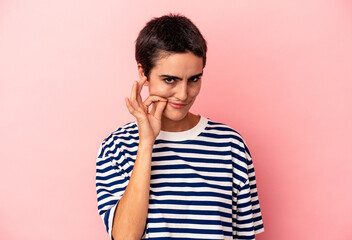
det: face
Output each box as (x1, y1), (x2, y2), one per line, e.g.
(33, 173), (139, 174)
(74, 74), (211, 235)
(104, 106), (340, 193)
(139, 52), (203, 122)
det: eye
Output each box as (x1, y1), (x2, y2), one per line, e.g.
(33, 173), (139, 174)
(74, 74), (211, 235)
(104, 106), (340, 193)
(189, 77), (200, 82)
(163, 78), (175, 84)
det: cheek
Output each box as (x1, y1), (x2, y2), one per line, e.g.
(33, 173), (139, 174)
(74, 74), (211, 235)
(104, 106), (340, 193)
(189, 85), (201, 98)
(149, 84), (172, 98)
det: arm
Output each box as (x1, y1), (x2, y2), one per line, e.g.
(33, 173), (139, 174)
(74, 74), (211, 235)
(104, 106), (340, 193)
(112, 142), (153, 239)
(112, 77), (167, 239)
(232, 137), (264, 239)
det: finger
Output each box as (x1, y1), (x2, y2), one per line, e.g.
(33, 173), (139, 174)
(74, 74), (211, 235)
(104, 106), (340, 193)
(149, 97), (167, 116)
(130, 81), (139, 108)
(137, 77), (147, 95)
(154, 100), (168, 120)
(125, 97), (144, 119)
(137, 77), (147, 105)
(149, 99), (157, 115)
(130, 80), (136, 100)
(125, 97), (135, 114)
(144, 95), (167, 108)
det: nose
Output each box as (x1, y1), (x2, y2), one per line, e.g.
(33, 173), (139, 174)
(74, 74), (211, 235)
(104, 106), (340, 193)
(174, 81), (188, 102)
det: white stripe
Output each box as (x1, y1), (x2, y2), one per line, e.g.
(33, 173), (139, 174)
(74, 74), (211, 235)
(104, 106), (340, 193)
(150, 186), (231, 195)
(152, 152), (232, 161)
(152, 159), (231, 170)
(148, 222), (232, 232)
(148, 212), (232, 222)
(148, 203), (232, 213)
(149, 194), (232, 205)
(96, 117), (264, 238)
(150, 177), (232, 187)
(147, 231), (229, 239)
(151, 168), (232, 177)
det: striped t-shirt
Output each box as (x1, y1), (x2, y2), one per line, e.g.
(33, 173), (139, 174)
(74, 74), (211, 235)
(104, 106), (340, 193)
(96, 115), (264, 239)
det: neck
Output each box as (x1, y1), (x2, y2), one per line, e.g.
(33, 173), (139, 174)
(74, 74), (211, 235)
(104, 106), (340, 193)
(161, 112), (200, 132)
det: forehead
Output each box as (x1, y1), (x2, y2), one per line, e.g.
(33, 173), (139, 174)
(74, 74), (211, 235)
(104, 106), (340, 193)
(152, 52), (203, 75)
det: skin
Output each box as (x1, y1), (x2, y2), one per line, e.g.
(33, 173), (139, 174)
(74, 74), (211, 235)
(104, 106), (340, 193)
(141, 51), (204, 132)
(112, 51), (204, 239)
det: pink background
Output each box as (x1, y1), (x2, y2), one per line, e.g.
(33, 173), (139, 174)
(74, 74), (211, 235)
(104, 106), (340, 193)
(1, 0), (351, 239)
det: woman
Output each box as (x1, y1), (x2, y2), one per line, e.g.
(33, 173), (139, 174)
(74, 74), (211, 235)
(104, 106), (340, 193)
(96, 13), (264, 239)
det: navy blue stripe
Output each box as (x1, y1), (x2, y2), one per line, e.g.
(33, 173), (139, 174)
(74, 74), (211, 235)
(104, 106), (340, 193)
(233, 164), (247, 175)
(151, 173), (232, 183)
(96, 165), (114, 174)
(153, 146), (232, 156)
(150, 238), (220, 240)
(237, 200), (254, 209)
(234, 232), (255, 239)
(96, 119), (264, 238)
(150, 181), (232, 191)
(233, 172), (247, 184)
(148, 226), (232, 236)
(156, 139), (231, 147)
(244, 142), (252, 158)
(231, 151), (247, 164)
(96, 187), (124, 196)
(95, 172), (120, 181)
(152, 164), (232, 173)
(98, 199), (117, 213)
(238, 192), (251, 200)
(148, 208), (232, 218)
(201, 132), (242, 141)
(148, 217), (232, 227)
(230, 141), (246, 153)
(149, 199), (232, 209)
(96, 178), (126, 188)
(103, 208), (110, 233)
(237, 206), (261, 217)
(96, 157), (111, 166)
(97, 190), (123, 202)
(235, 235), (255, 240)
(254, 223), (264, 231)
(152, 155), (229, 164)
(150, 189), (232, 200)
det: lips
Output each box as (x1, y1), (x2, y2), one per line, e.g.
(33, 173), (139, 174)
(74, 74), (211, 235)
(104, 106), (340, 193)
(168, 102), (188, 109)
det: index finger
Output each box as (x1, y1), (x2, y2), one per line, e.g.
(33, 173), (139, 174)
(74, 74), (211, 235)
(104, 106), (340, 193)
(144, 95), (168, 107)
(130, 80), (137, 102)
(136, 77), (148, 104)
(137, 77), (147, 95)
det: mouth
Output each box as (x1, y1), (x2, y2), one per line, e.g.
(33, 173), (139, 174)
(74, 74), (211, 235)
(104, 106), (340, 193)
(168, 102), (188, 109)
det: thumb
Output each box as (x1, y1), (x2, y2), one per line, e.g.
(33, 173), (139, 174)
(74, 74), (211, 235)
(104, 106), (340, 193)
(154, 100), (168, 120)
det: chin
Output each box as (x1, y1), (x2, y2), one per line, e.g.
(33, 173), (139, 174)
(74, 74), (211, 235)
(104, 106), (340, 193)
(162, 109), (189, 121)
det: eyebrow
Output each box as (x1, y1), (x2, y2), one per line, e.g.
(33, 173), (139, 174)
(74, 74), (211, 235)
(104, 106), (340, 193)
(158, 72), (203, 80)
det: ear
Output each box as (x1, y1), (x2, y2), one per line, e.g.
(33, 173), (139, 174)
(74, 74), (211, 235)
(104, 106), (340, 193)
(137, 64), (149, 85)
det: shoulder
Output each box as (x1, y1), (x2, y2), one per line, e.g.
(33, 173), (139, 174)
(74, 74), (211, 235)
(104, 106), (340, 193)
(205, 117), (244, 141)
(204, 117), (250, 154)
(96, 121), (138, 159)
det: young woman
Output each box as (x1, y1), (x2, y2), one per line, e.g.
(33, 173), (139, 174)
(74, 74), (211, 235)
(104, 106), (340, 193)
(96, 13), (264, 240)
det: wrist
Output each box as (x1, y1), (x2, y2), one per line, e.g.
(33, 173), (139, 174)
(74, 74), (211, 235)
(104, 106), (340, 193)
(138, 140), (155, 149)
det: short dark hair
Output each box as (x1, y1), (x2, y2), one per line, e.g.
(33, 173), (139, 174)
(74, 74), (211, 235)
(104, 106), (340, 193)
(135, 13), (207, 79)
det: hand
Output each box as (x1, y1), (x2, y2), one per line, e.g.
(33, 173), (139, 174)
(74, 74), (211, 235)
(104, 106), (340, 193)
(125, 77), (168, 144)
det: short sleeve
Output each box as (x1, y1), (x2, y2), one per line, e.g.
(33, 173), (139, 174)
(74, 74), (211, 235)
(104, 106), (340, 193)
(232, 138), (264, 239)
(95, 139), (130, 240)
